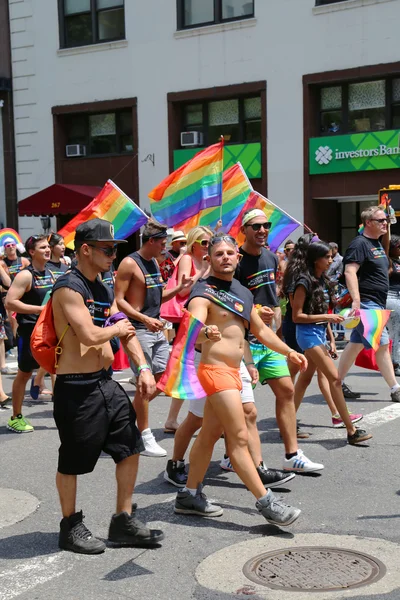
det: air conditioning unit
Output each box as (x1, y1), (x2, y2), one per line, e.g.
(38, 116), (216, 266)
(66, 144), (86, 157)
(180, 131), (203, 147)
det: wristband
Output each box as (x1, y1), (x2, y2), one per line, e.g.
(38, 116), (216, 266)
(137, 364), (151, 373)
(245, 361), (255, 366)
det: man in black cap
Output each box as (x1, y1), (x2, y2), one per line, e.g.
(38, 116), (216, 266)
(52, 218), (163, 555)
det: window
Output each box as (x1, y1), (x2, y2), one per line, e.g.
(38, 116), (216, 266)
(320, 86), (342, 135)
(392, 79), (400, 129)
(315, 0), (347, 5)
(349, 80), (385, 132)
(177, 0), (254, 29)
(60, 0), (125, 48)
(182, 96), (261, 145)
(65, 110), (133, 156)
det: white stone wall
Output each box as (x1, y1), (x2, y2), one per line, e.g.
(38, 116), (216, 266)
(8, 0), (400, 237)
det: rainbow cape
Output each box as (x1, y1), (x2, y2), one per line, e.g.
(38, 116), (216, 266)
(157, 309), (206, 400)
(357, 309), (391, 351)
(228, 191), (301, 251)
(0, 228), (23, 247)
(58, 180), (148, 249)
(149, 141), (223, 227)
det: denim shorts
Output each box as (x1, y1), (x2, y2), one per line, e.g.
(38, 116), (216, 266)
(350, 300), (390, 348)
(296, 324), (327, 351)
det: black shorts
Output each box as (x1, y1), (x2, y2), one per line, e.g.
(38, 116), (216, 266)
(53, 370), (144, 475)
(17, 324), (39, 373)
(282, 318), (303, 355)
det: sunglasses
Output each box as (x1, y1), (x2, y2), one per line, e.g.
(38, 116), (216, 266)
(195, 239), (210, 247)
(245, 222), (272, 232)
(371, 218), (389, 224)
(87, 244), (118, 257)
(177, 241), (187, 246)
(209, 234), (237, 247)
(4, 243), (16, 248)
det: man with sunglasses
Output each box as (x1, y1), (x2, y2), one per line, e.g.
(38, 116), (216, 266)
(5, 235), (54, 433)
(115, 219), (193, 457)
(51, 218), (163, 554)
(234, 209), (324, 473)
(338, 205), (400, 403)
(169, 230), (187, 259)
(1, 237), (30, 280)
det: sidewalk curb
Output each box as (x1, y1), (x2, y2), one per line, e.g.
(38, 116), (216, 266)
(0, 488), (40, 529)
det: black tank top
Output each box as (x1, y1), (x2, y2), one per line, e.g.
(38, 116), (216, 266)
(47, 260), (69, 281)
(389, 259), (400, 292)
(129, 251), (164, 329)
(4, 256), (23, 281)
(17, 265), (55, 326)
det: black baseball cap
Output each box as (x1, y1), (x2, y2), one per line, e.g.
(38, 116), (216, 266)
(74, 218), (128, 247)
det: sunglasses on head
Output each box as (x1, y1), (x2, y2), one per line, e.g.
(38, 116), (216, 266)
(209, 234), (237, 247)
(195, 239), (209, 247)
(245, 222), (272, 232)
(87, 244), (118, 257)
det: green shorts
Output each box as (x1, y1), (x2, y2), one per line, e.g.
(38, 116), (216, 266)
(250, 342), (290, 384)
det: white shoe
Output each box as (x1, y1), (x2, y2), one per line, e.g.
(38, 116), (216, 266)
(220, 456), (235, 472)
(283, 449), (324, 473)
(140, 429), (167, 457)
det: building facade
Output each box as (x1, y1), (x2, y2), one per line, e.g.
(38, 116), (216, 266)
(7, 0), (400, 250)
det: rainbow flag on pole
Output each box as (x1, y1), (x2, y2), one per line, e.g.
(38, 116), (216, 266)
(357, 309), (391, 351)
(157, 309), (206, 401)
(149, 141), (223, 227)
(228, 191), (301, 251)
(58, 180), (148, 249)
(174, 162), (252, 233)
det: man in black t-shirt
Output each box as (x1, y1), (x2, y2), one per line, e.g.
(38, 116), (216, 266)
(338, 205), (400, 403)
(235, 209), (323, 473)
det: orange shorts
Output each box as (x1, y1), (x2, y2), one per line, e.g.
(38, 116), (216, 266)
(198, 363), (242, 396)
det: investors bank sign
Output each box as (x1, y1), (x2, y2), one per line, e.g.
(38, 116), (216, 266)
(309, 129), (400, 175)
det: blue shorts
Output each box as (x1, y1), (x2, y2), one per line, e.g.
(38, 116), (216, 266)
(350, 300), (390, 349)
(296, 324), (327, 351)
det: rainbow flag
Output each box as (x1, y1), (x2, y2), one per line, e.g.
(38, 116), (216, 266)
(229, 191), (301, 251)
(157, 309), (206, 400)
(58, 180), (148, 249)
(149, 141), (223, 227)
(357, 309), (391, 351)
(174, 162), (252, 233)
(0, 228), (23, 247)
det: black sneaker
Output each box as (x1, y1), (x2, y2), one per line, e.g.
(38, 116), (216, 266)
(174, 485), (223, 517)
(59, 511), (105, 555)
(108, 511), (164, 547)
(257, 464), (296, 489)
(164, 460), (187, 488)
(342, 383), (361, 399)
(347, 427), (373, 445)
(296, 426), (310, 439)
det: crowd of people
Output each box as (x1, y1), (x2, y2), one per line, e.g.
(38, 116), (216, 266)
(0, 202), (397, 554)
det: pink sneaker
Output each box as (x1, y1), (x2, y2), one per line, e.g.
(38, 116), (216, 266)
(332, 413), (363, 428)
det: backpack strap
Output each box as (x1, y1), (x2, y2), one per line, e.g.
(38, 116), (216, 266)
(54, 323), (70, 369)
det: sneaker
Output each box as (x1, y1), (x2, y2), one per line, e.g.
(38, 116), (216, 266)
(347, 427), (373, 445)
(220, 456), (235, 472)
(174, 485), (223, 517)
(164, 460), (187, 488)
(256, 490), (301, 527)
(283, 449), (324, 473)
(30, 376), (40, 400)
(0, 396), (11, 408)
(332, 412), (363, 428)
(108, 511), (164, 547)
(1, 367), (17, 375)
(7, 414), (34, 433)
(391, 388), (400, 403)
(296, 426), (310, 439)
(140, 429), (167, 457)
(335, 333), (345, 342)
(395, 367), (400, 377)
(257, 463), (296, 489)
(59, 511), (105, 554)
(342, 382), (360, 399)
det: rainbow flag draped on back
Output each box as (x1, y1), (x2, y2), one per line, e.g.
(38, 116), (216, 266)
(149, 141), (223, 227)
(229, 191), (301, 251)
(157, 309), (206, 401)
(58, 180), (148, 249)
(357, 309), (391, 351)
(173, 162), (252, 233)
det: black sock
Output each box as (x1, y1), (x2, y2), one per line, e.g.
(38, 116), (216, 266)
(224, 454), (229, 459)
(285, 452), (297, 460)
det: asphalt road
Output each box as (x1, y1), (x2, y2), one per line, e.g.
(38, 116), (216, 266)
(0, 352), (399, 600)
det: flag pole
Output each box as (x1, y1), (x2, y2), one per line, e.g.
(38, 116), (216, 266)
(219, 135), (224, 221)
(254, 191), (303, 226)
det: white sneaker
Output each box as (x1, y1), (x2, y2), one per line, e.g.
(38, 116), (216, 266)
(283, 449), (324, 473)
(140, 429), (167, 457)
(220, 456), (235, 472)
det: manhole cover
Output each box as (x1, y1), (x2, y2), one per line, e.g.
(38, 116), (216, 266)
(243, 546), (386, 592)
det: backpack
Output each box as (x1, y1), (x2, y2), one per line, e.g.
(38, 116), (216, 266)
(30, 297), (69, 374)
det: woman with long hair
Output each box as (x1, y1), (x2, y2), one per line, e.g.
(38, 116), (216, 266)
(47, 233), (69, 280)
(292, 240), (372, 445)
(386, 235), (400, 375)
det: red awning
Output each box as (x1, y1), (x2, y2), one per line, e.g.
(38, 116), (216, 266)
(17, 184), (102, 217)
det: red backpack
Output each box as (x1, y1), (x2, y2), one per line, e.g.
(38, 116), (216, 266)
(30, 298), (69, 374)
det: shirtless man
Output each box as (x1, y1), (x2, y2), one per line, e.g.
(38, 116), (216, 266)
(174, 235), (306, 526)
(52, 219), (163, 554)
(115, 219), (192, 457)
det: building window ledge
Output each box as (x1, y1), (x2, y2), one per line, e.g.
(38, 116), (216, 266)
(313, 0), (396, 14)
(57, 39), (128, 58)
(174, 18), (257, 39)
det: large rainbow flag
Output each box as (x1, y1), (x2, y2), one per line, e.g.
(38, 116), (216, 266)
(228, 191), (301, 251)
(357, 309), (391, 351)
(173, 162), (252, 233)
(58, 180), (148, 249)
(157, 309), (206, 401)
(149, 141), (223, 227)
